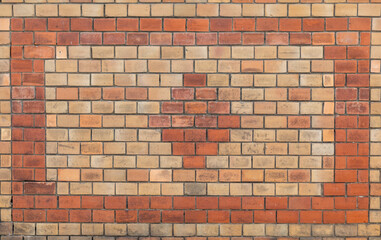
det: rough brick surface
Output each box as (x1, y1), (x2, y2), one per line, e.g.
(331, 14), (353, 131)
(1, 1), (381, 238)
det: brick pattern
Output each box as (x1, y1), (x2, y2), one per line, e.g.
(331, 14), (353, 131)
(1, 2), (381, 238)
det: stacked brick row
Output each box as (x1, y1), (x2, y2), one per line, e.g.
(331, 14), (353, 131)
(0, 1), (381, 238)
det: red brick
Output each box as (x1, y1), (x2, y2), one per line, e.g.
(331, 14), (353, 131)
(117, 19), (139, 31)
(337, 32), (358, 45)
(196, 197), (218, 209)
(219, 33), (241, 45)
(24, 46), (55, 59)
(184, 74), (206, 87)
(25, 19), (46, 31)
(254, 210), (276, 223)
(210, 18), (232, 31)
(162, 102), (183, 113)
(149, 115), (171, 128)
(80, 32), (102, 45)
(12, 32), (33, 45)
(323, 211), (345, 224)
(173, 197), (195, 209)
(196, 33), (217, 45)
(127, 33), (148, 45)
(71, 18), (93, 31)
(279, 18), (301, 32)
(13, 196), (34, 208)
(93, 210), (114, 222)
(348, 46), (369, 59)
(162, 129), (184, 142)
(266, 197), (288, 210)
(300, 211), (322, 223)
(185, 129), (206, 142)
(82, 196), (103, 209)
(303, 18), (324, 31)
(126, 88), (147, 100)
(104, 33), (125, 45)
(188, 19), (209, 32)
(312, 197), (334, 209)
(277, 210), (299, 223)
(219, 197), (241, 209)
(208, 210), (230, 223)
(243, 33), (265, 45)
(326, 18), (347, 31)
(324, 183), (346, 196)
(172, 88), (194, 100)
(173, 143), (195, 155)
(34, 32), (56, 45)
(164, 19), (186, 31)
(208, 129), (229, 142)
(266, 33), (288, 45)
(233, 19), (255, 31)
(59, 196), (80, 209)
(24, 210), (45, 222)
(195, 115), (217, 128)
(218, 116), (240, 128)
(196, 143), (217, 155)
(185, 210), (207, 223)
(256, 18), (278, 31)
(105, 196), (126, 209)
(185, 102), (207, 114)
(48, 18), (70, 31)
(242, 197), (264, 209)
(196, 88), (216, 100)
(139, 210), (161, 223)
(349, 18), (371, 31)
(150, 33), (172, 45)
(162, 210), (184, 223)
(174, 33), (195, 45)
(116, 210), (137, 223)
(94, 18), (116, 31)
(290, 33), (311, 45)
(151, 197), (172, 209)
(47, 210), (68, 222)
(312, 33), (335, 45)
(231, 211), (253, 223)
(172, 116), (194, 127)
(183, 156), (205, 168)
(324, 46), (346, 59)
(70, 210), (91, 222)
(347, 183), (369, 196)
(57, 32), (79, 45)
(336, 88), (357, 100)
(128, 196), (149, 209)
(140, 19), (162, 31)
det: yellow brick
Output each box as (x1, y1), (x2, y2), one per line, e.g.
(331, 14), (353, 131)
(36, 4), (58, 17)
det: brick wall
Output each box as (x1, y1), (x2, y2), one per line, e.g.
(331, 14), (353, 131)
(1, 1), (381, 238)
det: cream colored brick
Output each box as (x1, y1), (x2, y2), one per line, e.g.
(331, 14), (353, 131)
(162, 47), (183, 59)
(265, 4), (287, 17)
(358, 224), (380, 236)
(116, 183), (137, 195)
(13, 4), (34, 17)
(105, 224), (127, 236)
(116, 47), (137, 59)
(312, 4), (334, 16)
(194, 60), (216, 73)
(70, 183), (92, 195)
(59, 223), (80, 235)
(174, 4), (195, 16)
(36, 4), (58, 17)
(105, 4), (127, 17)
(186, 47), (207, 59)
(312, 225), (334, 236)
(128, 4), (150, 16)
(290, 224), (311, 236)
(128, 224), (149, 236)
(278, 46), (300, 59)
(253, 183), (274, 195)
(82, 224), (104, 235)
(0, 5), (12, 17)
(359, 4), (381, 16)
(83, 4), (104, 17)
(231, 183), (252, 195)
(152, 4), (173, 16)
(197, 4), (219, 16)
(197, 224), (219, 236)
(243, 4), (264, 16)
(232, 47), (254, 59)
(276, 183), (298, 195)
(138, 46), (160, 59)
(36, 223), (58, 235)
(59, 4), (81, 17)
(92, 46), (114, 58)
(301, 47), (323, 59)
(289, 4), (310, 17)
(255, 47), (276, 59)
(93, 183), (115, 195)
(56, 60), (77, 73)
(174, 224), (195, 236)
(243, 224), (265, 236)
(14, 223), (35, 235)
(139, 183), (160, 195)
(220, 224), (242, 236)
(299, 183), (321, 195)
(266, 224), (288, 236)
(137, 156), (158, 168)
(151, 224), (172, 236)
(335, 4), (357, 16)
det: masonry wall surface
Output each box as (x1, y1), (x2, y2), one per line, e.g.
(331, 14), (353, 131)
(0, 1), (381, 239)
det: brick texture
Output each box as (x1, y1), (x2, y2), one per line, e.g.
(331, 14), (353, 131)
(1, 1), (381, 238)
